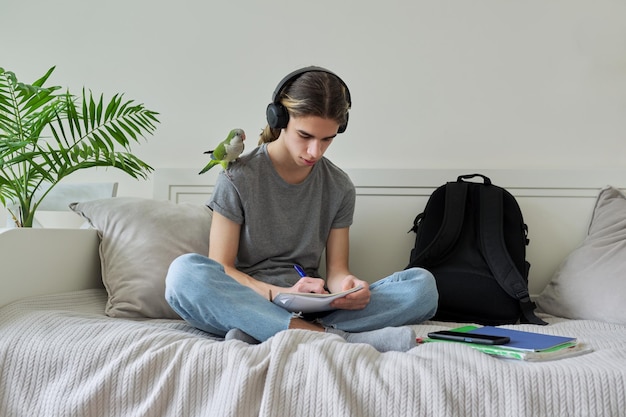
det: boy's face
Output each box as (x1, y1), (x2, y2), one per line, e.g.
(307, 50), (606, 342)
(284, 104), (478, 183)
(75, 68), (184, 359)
(283, 115), (339, 167)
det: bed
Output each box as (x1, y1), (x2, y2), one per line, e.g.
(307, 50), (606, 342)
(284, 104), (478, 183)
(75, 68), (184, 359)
(1, 168), (626, 417)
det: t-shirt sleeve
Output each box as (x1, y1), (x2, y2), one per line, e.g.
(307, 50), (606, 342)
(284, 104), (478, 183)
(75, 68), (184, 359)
(207, 171), (245, 225)
(332, 181), (356, 229)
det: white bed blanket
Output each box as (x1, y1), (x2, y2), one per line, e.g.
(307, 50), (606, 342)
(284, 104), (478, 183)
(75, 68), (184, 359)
(1, 290), (625, 417)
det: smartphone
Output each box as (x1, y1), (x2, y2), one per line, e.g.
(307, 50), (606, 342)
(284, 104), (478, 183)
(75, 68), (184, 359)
(427, 330), (510, 345)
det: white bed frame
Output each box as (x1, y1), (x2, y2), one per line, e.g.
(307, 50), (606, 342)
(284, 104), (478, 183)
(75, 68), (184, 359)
(0, 228), (102, 307)
(2, 168), (625, 308)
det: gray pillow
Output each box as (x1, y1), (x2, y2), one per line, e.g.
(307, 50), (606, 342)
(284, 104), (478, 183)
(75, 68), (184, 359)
(535, 186), (626, 324)
(70, 197), (212, 319)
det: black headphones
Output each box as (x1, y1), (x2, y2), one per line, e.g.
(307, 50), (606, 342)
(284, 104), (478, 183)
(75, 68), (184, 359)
(266, 66), (352, 134)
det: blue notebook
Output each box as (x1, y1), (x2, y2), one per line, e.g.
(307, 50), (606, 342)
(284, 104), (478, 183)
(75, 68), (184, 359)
(469, 326), (577, 352)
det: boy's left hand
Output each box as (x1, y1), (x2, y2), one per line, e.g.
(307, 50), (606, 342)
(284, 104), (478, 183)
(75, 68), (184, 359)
(330, 275), (370, 310)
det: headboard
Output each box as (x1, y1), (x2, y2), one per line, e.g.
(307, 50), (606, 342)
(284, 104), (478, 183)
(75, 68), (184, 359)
(154, 168), (626, 297)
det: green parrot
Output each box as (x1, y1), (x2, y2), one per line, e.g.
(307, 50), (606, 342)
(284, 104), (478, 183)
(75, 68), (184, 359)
(199, 128), (246, 174)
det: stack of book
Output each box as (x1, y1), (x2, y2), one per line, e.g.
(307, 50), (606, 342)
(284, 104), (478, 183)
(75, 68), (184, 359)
(425, 325), (592, 362)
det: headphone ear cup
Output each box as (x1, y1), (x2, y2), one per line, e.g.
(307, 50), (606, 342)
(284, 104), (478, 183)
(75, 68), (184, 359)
(266, 102), (289, 130)
(337, 112), (349, 134)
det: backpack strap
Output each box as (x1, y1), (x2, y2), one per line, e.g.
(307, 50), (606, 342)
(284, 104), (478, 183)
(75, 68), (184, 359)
(478, 186), (548, 325)
(409, 181), (468, 267)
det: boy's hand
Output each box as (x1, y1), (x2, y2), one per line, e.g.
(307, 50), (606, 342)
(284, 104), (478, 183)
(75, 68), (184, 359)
(330, 275), (370, 310)
(290, 277), (328, 294)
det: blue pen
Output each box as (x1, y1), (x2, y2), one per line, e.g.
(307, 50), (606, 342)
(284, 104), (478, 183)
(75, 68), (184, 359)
(294, 264), (307, 278)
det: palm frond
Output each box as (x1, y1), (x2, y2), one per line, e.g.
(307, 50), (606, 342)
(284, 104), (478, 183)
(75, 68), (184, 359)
(0, 66), (159, 226)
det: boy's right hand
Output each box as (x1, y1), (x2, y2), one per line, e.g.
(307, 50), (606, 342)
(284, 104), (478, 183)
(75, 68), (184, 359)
(290, 277), (328, 294)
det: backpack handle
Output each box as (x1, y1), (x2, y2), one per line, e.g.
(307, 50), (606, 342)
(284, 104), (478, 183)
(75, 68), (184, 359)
(457, 173), (492, 185)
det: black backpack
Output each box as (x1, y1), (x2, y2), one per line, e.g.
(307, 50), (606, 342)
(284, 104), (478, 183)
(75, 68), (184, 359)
(406, 174), (546, 326)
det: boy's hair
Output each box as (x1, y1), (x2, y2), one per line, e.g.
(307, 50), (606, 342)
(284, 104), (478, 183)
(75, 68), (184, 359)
(259, 69), (350, 144)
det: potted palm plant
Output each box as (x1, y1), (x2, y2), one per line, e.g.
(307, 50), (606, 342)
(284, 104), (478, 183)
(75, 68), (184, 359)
(0, 66), (159, 227)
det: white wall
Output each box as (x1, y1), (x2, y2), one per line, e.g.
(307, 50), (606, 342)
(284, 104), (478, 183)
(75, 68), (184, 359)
(2, 0), (625, 207)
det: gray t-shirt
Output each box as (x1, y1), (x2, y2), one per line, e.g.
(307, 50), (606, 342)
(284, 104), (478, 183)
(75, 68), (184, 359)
(208, 143), (355, 286)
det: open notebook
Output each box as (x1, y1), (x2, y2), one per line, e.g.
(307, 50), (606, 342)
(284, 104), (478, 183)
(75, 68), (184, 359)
(272, 285), (363, 313)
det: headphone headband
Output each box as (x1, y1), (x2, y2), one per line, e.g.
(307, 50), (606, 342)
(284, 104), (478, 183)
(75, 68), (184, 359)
(266, 66), (351, 133)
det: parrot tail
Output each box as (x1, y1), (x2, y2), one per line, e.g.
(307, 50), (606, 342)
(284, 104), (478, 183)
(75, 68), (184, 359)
(198, 160), (218, 175)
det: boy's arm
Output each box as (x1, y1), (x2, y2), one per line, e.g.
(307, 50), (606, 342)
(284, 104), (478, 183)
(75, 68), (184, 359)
(209, 211), (277, 298)
(325, 227), (370, 309)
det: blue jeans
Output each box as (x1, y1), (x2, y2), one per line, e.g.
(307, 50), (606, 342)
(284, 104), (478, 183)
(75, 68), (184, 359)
(165, 253), (438, 342)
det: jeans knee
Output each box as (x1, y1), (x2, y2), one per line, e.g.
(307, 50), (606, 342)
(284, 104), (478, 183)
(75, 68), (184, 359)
(165, 253), (220, 300)
(412, 267), (437, 298)
(166, 253), (194, 290)
(404, 267), (439, 320)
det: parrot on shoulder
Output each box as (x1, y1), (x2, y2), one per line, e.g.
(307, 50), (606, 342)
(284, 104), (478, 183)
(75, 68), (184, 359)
(199, 128), (246, 174)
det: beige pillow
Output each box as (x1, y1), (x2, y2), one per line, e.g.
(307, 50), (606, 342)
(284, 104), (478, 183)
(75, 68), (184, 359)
(70, 197), (212, 319)
(535, 186), (626, 324)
